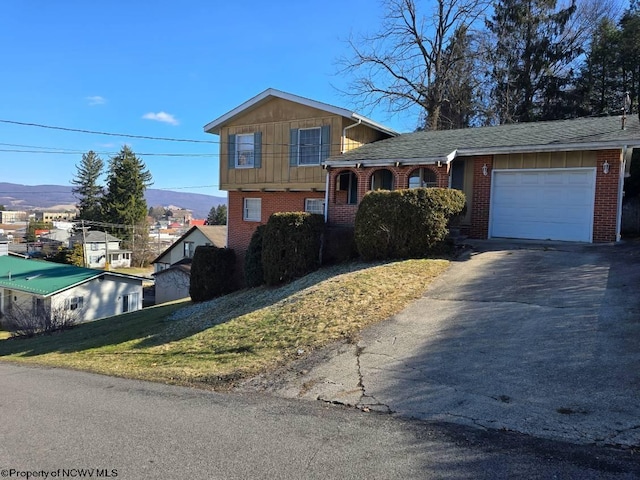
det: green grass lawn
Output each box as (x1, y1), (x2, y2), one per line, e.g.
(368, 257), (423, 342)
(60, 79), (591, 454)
(0, 259), (449, 389)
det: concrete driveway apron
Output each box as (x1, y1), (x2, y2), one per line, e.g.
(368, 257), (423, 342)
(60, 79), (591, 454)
(259, 242), (640, 447)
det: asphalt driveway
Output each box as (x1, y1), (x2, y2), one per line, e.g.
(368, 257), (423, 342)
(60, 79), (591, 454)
(241, 240), (640, 447)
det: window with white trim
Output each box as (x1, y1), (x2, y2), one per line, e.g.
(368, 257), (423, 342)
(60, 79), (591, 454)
(298, 128), (321, 165)
(305, 199), (324, 215)
(236, 134), (254, 168)
(243, 198), (261, 222)
(291, 125), (330, 166)
(65, 296), (84, 311)
(184, 241), (195, 258)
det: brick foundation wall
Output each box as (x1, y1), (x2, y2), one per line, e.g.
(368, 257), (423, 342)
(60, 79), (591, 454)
(593, 150), (621, 242)
(227, 190), (325, 254)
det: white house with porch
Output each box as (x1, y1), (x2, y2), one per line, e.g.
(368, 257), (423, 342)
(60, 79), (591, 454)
(69, 231), (132, 269)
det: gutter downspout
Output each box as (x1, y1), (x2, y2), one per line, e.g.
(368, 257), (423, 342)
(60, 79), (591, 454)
(342, 119), (362, 154)
(324, 171), (329, 223)
(616, 146), (627, 242)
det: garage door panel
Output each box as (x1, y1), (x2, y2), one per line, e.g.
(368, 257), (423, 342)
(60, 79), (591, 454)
(490, 169), (595, 242)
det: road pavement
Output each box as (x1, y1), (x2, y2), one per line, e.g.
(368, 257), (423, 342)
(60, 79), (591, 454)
(241, 240), (640, 448)
(1, 363), (639, 479)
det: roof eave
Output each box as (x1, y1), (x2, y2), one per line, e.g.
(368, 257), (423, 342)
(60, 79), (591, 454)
(458, 140), (640, 156)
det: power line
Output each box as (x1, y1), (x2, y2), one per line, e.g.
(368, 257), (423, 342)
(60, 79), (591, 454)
(0, 149), (216, 157)
(0, 118), (376, 149)
(0, 119), (217, 144)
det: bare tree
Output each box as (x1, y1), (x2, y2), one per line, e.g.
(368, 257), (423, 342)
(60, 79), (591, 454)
(3, 303), (79, 338)
(338, 0), (489, 130)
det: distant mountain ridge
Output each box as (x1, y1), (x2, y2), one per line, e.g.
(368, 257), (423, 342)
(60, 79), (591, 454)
(0, 183), (226, 219)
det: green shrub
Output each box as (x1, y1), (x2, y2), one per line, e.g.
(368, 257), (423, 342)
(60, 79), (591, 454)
(244, 225), (266, 288)
(189, 246), (236, 302)
(262, 212), (325, 285)
(355, 188), (465, 260)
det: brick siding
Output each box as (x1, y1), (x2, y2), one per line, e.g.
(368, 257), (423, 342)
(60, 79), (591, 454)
(469, 156), (493, 239)
(593, 150), (621, 242)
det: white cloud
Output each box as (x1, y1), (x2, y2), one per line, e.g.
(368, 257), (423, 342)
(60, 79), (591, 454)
(86, 95), (106, 106)
(142, 111), (179, 126)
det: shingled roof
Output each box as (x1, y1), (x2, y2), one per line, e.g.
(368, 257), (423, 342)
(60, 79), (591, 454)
(325, 115), (640, 167)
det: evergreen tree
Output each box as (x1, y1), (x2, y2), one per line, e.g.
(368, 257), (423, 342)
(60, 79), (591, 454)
(71, 151), (104, 220)
(619, 8), (640, 114)
(215, 205), (227, 225)
(206, 205), (217, 225)
(206, 205), (228, 225)
(576, 18), (622, 116)
(101, 146), (152, 243)
(485, 0), (580, 123)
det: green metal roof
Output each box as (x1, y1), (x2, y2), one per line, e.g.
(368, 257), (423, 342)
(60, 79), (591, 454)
(326, 115), (640, 165)
(0, 256), (102, 296)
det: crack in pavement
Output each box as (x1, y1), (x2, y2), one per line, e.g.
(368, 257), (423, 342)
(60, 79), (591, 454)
(354, 344), (393, 414)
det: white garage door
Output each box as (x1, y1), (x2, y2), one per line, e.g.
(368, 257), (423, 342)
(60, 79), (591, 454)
(490, 168), (596, 242)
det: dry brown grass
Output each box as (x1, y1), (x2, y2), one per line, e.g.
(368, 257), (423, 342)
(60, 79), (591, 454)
(0, 259), (449, 389)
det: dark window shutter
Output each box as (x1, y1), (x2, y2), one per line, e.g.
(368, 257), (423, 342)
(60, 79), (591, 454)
(228, 134), (236, 169)
(289, 128), (298, 167)
(320, 125), (331, 161)
(254, 132), (262, 169)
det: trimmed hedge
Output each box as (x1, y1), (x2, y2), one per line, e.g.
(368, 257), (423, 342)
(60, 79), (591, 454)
(189, 246), (236, 302)
(262, 212), (325, 285)
(354, 188), (466, 260)
(244, 225), (266, 288)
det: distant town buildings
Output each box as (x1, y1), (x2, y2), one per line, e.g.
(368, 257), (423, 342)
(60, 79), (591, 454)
(0, 211), (27, 223)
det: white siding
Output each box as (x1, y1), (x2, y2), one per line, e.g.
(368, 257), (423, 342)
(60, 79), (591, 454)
(155, 270), (191, 304)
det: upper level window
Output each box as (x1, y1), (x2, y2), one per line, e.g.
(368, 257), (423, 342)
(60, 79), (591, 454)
(236, 134), (254, 168)
(305, 199), (324, 215)
(228, 132), (262, 170)
(290, 125), (330, 166)
(184, 241), (195, 258)
(243, 198), (261, 222)
(299, 128), (321, 165)
(409, 168), (437, 188)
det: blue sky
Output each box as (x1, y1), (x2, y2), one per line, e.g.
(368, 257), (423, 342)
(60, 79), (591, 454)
(0, 1), (418, 198)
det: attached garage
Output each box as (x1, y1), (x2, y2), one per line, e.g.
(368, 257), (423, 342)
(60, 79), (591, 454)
(489, 168), (596, 242)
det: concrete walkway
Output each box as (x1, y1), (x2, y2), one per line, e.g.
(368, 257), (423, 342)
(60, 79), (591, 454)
(241, 241), (640, 447)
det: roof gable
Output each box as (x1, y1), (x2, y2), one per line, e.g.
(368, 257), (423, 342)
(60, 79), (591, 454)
(203, 88), (398, 137)
(151, 225), (227, 265)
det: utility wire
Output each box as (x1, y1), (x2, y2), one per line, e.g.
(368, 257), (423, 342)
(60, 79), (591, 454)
(0, 119), (217, 144)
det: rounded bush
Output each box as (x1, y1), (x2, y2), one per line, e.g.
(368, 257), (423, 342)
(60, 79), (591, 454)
(355, 188), (465, 260)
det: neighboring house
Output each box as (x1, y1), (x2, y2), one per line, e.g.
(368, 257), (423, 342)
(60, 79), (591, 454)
(0, 256), (143, 328)
(34, 211), (77, 222)
(0, 211), (27, 223)
(203, 88), (398, 260)
(152, 225), (227, 304)
(153, 259), (192, 305)
(69, 231), (132, 269)
(0, 235), (8, 256)
(324, 115), (640, 243)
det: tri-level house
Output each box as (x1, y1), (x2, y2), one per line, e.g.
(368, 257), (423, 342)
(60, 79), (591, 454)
(203, 88), (397, 261)
(206, 89), (640, 272)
